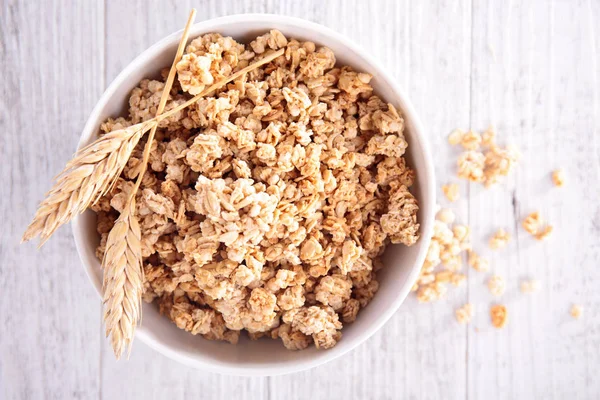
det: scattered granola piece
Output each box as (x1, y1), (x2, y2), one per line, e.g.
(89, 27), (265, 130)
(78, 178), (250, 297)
(457, 151), (486, 182)
(520, 279), (541, 294)
(434, 270), (453, 283)
(442, 183), (460, 202)
(460, 130), (482, 150)
(490, 304), (507, 328)
(570, 304), (583, 319)
(436, 208), (456, 225)
(481, 126), (496, 147)
(450, 273), (466, 286)
(523, 211), (552, 240)
(487, 275), (506, 296)
(448, 129), (464, 145)
(453, 127), (519, 187)
(482, 145), (520, 187)
(535, 225), (553, 241)
(452, 225), (471, 243)
(416, 282), (447, 303)
(413, 214), (472, 302)
(552, 169), (565, 187)
(489, 228), (510, 250)
(455, 303), (475, 324)
(522, 212), (542, 235)
(468, 250), (489, 272)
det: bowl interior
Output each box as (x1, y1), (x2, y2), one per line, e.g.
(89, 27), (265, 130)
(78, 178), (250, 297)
(72, 15), (434, 376)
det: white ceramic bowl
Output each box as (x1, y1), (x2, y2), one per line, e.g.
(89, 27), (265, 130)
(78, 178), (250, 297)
(72, 14), (435, 376)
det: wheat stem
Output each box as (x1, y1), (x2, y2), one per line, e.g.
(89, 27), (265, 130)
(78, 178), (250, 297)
(154, 48), (284, 124)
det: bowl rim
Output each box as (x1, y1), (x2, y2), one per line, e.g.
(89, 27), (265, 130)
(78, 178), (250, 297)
(72, 13), (435, 376)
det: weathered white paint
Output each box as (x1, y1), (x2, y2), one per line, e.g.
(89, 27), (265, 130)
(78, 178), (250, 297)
(1, 0), (598, 398)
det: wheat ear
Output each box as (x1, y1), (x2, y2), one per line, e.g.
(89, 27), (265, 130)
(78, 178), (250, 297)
(102, 8), (197, 359)
(22, 120), (156, 245)
(101, 198), (143, 358)
(22, 46), (283, 247)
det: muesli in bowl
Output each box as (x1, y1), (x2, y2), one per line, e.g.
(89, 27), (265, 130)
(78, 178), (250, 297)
(92, 28), (420, 351)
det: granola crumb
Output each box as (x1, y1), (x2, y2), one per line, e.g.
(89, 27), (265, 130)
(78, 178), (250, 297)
(523, 212), (553, 240)
(416, 282), (447, 303)
(522, 211), (542, 235)
(481, 125), (496, 147)
(436, 208), (456, 225)
(468, 250), (489, 272)
(457, 151), (485, 183)
(455, 303), (475, 324)
(490, 304), (507, 328)
(460, 130), (482, 150)
(481, 144), (520, 187)
(570, 304), (583, 319)
(520, 279), (541, 294)
(413, 212), (472, 302)
(535, 225), (553, 241)
(450, 273), (466, 286)
(442, 183), (460, 202)
(552, 169), (565, 187)
(448, 129), (464, 145)
(452, 225), (470, 243)
(453, 127), (519, 187)
(489, 228), (510, 250)
(487, 275), (506, 297)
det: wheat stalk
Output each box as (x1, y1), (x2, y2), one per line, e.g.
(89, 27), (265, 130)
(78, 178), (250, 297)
(22, 47), (283, 247)
(22, 14), (285, 358)
(22, 20), (286, 360)
(102, 9), (197, 359)
(21, 120), (156, 245)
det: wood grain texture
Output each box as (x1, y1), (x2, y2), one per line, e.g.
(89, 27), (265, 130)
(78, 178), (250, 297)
(1, 1), (104, 399)
(1, 0), (599, 399)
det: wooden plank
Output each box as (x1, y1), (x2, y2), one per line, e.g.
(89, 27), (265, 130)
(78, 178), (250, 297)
(3, 0), (599, 398)
(267, 0), (473, 398)
(468, 0), (600, 398)
(0, 1), (104, 399)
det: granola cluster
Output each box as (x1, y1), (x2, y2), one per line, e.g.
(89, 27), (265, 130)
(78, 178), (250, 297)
(522, 211), (553, 241)
(570, 304), (583, 319)
(488, 228), (510, 250)
(490, 304), (508, 328)
(455, 303), (475, 324)
(441, 183), (460, 202)
(520, 279), (540, 294)
(427, 125), (572, 330)
(552, 169), (565, 187)
(450, 126), (520, 187)
(93, 30), (420, 350)
(487, 275), (506, 297)
(412, 208), (469, 303)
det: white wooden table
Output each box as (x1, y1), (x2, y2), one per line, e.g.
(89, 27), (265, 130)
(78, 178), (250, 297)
(2, 1), (599, 398)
